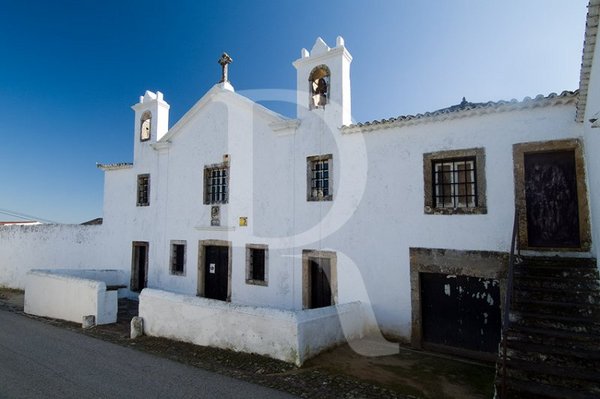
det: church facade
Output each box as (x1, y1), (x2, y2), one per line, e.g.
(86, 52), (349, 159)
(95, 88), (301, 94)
(3, 1), (600, 365)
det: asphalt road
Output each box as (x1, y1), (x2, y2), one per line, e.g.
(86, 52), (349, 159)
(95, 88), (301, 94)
(0, 310), (296, 399)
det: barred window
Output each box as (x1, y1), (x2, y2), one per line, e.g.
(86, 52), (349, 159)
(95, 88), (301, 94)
(204, 164), (229, 204)
(423, 148), (486, 215)
(246, 244), (268, 286)
(137, 174), (150, 206)
(433, 158), (477, 208)
(170, 241), (186, 275)
(307, 154), (332, 201)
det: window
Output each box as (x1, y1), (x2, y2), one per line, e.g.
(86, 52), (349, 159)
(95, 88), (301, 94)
(246, 244), (268, 286)
(204, 163), (229, 204)
(137, 174), (150, 206)
(423, 148), (486, 215)
(140, 111), (151, 141)
(170, 241), (186, 275)
(307, 154), (333, 201)
(433, 158), (476, 208)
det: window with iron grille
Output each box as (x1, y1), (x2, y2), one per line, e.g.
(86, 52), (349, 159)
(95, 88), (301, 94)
(433, 158), (477, 208)
(137, 174), (150, 206)
(246, 245), (268, 285)
(307, 154), (332, 201)
(170, 241), (186, 275)
(204, 164), (229, 204)
(423, 148), (486, 215)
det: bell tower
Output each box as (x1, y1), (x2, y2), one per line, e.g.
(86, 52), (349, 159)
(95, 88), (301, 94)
(131, 91), (170, 143)
(293, 36), (352, 126)
(131, 91), (170, 162)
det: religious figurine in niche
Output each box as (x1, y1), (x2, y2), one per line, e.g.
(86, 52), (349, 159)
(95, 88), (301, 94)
(309, 65), (330, 109)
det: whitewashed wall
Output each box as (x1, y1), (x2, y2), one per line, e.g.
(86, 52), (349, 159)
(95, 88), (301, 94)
(139, 288), (367, 365)
(24, 269), (118, 325)
(0, 224), (119, 289)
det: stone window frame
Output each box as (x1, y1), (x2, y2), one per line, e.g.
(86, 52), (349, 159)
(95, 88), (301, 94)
(409, 247), (507, 360)
(306, 154), (333, 202)
(136, 174), (150, 207)
(169, 240), (186, 276)
(203, 161), (230, 205)
(513, 138), (592, 252)
(140, 111), (152, 142)
(196, 239), (232, 302)
(301, 249), (338, 309)
(245, 244), (268, 286)
(423, 148), (486, 215)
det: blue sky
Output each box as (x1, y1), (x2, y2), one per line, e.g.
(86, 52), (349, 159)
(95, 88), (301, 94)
(0, 0), (589, 223)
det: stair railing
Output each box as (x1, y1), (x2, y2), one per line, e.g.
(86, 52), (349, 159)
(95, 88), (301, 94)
(501, 207), (520, 397)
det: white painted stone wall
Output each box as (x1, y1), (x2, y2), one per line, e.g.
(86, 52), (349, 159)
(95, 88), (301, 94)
(139, 288), (367, 365)
(0, 224), (118, 289)
(24, 269), (120, 325)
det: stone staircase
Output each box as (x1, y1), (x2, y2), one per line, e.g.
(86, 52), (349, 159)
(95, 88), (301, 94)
(496, 256), (600, 398)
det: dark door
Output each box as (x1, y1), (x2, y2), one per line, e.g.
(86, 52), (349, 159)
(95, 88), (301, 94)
(524, 150), (580, 248)
(204, 245), (229, 301)
(309, 258), (332, 309)
(131, 242), (148, 292)
(421, 273), (501, 353)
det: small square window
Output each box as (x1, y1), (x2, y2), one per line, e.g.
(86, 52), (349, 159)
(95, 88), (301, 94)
(246, 245), (268, 286)
(307, 154), (333, 201)
(137, 174), (150, 207)
(423, 148), (486, 215)
(204, 163), (229, 204)
(170, 241), (186, 275)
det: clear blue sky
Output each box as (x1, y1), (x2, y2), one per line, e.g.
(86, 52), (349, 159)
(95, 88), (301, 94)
(0, 0), (589, 223)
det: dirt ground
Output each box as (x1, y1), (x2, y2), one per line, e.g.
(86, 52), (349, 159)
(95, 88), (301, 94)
(0, 288), (495, 398)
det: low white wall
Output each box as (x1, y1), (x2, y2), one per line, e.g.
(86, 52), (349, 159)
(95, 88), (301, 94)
(24, 270), (118, 325)
(296, 302), (367, 361)
(139, 288), (367, 365)
(0, 224), (116, 289)
(48, 269), (130, 298)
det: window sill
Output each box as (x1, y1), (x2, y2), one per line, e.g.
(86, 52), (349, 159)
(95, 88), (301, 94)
(424, 206), (487, 215)
(246, 279), (268, 286)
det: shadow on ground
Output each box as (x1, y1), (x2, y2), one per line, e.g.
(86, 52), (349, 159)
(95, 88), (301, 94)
(0, 288), (494, 398)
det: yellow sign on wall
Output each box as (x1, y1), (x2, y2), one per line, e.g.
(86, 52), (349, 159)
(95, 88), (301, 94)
(239, 217), (248, 227)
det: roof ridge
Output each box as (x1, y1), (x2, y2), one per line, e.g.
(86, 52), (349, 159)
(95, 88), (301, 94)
(341, 90), (578, 133)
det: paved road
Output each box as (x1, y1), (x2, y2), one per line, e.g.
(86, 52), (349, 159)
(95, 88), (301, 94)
(0, 310), (296, 398)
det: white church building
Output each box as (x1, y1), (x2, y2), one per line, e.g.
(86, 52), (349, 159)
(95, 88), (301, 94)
(3, 1), (600, 374)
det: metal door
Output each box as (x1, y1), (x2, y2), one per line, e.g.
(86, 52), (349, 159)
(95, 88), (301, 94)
(421, 273), (501, 353)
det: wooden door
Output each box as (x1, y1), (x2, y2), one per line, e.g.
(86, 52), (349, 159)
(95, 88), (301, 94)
(524, 150), (580, 248)
(309, 258), (332, 309)
(204, 245), (229, 301)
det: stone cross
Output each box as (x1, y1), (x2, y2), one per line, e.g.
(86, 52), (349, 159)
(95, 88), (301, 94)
(218, 52), (233, 83)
